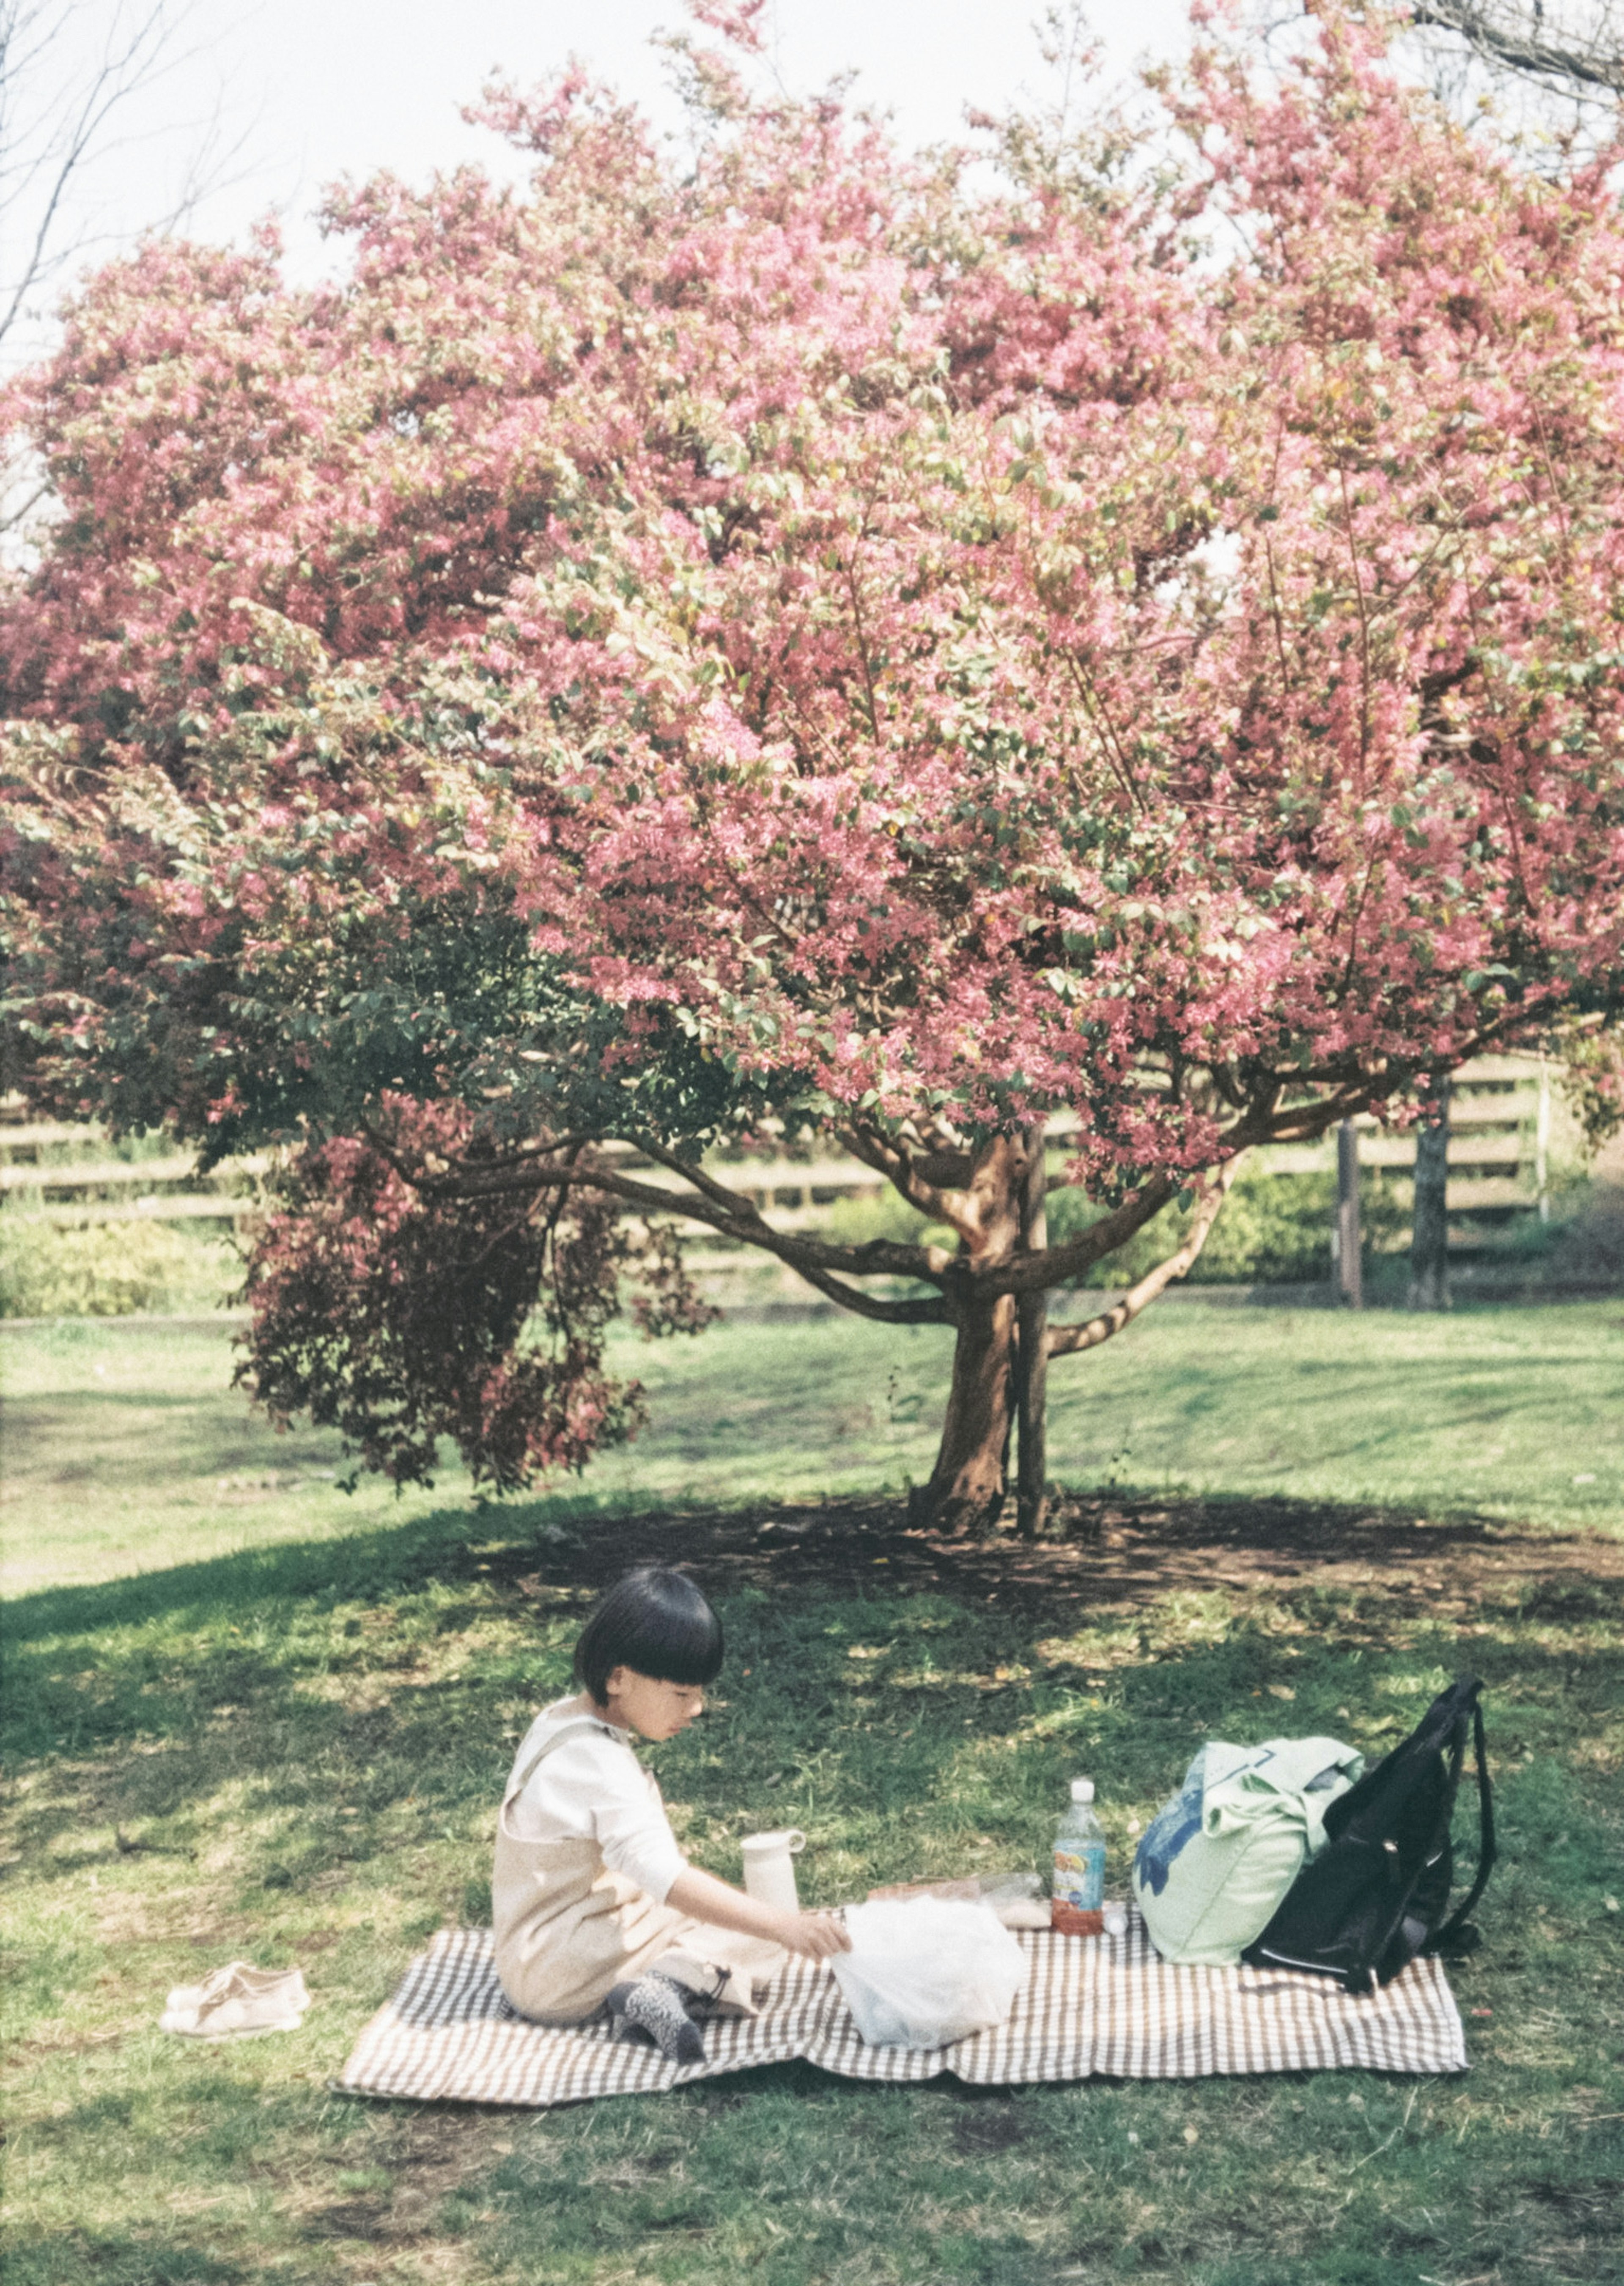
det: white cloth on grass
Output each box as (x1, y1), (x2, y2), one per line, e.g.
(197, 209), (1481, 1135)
(503, 1697), (686, 1905)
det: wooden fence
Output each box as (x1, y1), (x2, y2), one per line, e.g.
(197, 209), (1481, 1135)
(0, 1055), (1559, 1264)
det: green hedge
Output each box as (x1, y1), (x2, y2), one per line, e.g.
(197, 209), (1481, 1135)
(0, 1220), (240, 1318)
(1051, 1166), (1410, 1286)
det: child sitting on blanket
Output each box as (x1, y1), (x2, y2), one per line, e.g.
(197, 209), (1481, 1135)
(493, 1565), (850, 2062)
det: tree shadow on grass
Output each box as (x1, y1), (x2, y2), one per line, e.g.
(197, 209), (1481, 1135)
(3, 1485), (1620, 1897)
(9, 1480), (1622, 1653)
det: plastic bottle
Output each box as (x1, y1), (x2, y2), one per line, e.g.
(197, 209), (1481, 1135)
(1052, 1777), (1107, 1936)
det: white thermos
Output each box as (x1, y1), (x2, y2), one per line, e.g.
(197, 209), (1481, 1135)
(740, 1827), (807, 1913)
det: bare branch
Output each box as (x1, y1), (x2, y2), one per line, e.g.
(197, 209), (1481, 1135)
(623, 1134), (946, 1315)
(1007, 1168), (1182, 1292)
(552, 1136), (957, 1324)
(1410, 0), (1624, 95)
(0, 0), (252, 365)
(630, 1132), (775, 1228)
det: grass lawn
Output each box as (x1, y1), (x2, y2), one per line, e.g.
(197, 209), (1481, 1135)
(4, 1299), (1622, 1593)
(2, 1307), (1622, 2284)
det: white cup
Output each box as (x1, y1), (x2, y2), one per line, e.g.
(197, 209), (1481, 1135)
(741, 1828), (807, 1914)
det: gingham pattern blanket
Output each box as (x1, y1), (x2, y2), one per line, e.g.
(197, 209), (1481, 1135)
(337, 1915), (1466, 2106)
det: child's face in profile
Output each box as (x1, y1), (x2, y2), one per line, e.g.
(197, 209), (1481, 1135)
(601, 1667), (706, 1741)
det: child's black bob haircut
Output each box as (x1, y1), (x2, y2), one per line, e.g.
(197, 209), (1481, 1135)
(573, 1568), (724, 1705)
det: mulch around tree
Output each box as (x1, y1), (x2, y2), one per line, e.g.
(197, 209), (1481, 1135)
(475, 1490), (1624, 1620)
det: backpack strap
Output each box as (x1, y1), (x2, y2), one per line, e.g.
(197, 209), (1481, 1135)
(1426, 1691), (1497, 1951)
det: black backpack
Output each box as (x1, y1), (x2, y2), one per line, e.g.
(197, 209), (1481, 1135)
(1241, 1675), (1496, 1995)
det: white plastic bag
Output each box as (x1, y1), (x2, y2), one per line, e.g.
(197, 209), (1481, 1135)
(831, 1895), (1028, 2050)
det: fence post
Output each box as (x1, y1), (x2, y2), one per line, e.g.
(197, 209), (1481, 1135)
(1014, 1121), (1050, 1536)
(1335, 1118), (1362, 1308)
(1536, 1063), (1551, 1223)
(1408, 1077), (1451, 1310)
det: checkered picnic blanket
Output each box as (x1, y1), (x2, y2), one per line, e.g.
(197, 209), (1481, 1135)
(336, 1913), (1466, 2107)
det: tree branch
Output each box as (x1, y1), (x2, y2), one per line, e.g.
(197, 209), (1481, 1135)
(1045, 1156), (1243, 1359)
(770, 1260), (954, 1325)
(1411, 0), (1624, 94)
(1004, 1168), (1182, 1293)
(367, 1123), (957, 1325)
(399, 1144), (956, 1287)
(2, 0), (183, 350)
(629, 1133), (950, 1318)
(837, 1123), (976, 1227)
(630, 1132), (774, 1228)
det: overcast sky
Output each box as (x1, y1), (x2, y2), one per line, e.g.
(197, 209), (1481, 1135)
(21, 0), (1195, 328)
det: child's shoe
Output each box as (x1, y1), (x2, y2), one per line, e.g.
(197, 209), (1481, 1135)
(159, 1961), (310, 2039)
(605, 1973), (706, 2065)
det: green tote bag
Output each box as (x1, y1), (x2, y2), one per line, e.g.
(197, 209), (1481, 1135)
(1131, 1735), (1365, 1968)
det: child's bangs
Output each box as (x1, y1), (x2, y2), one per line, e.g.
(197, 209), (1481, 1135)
(631, 1599), (724, 1687)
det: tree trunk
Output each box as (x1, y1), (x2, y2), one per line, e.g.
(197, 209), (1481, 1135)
(1014, 1120), (1050, 1537)
(908, 1132), (1032, 1535)
(1409, 1078), (1451, 1310)
(909, 1284), (1019, 1533)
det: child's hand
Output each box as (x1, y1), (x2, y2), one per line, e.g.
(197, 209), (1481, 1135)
(776, 1910), (851, 1959)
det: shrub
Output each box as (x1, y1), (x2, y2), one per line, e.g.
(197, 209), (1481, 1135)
(0, 1218), (239, 1318)
(1047, 1167), (1409, 1288)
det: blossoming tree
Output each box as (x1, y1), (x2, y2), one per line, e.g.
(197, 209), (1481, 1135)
(5, 7), (1623, 1529)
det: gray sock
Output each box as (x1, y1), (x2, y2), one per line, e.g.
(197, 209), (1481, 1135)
(605, 1973), (706, 2065)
